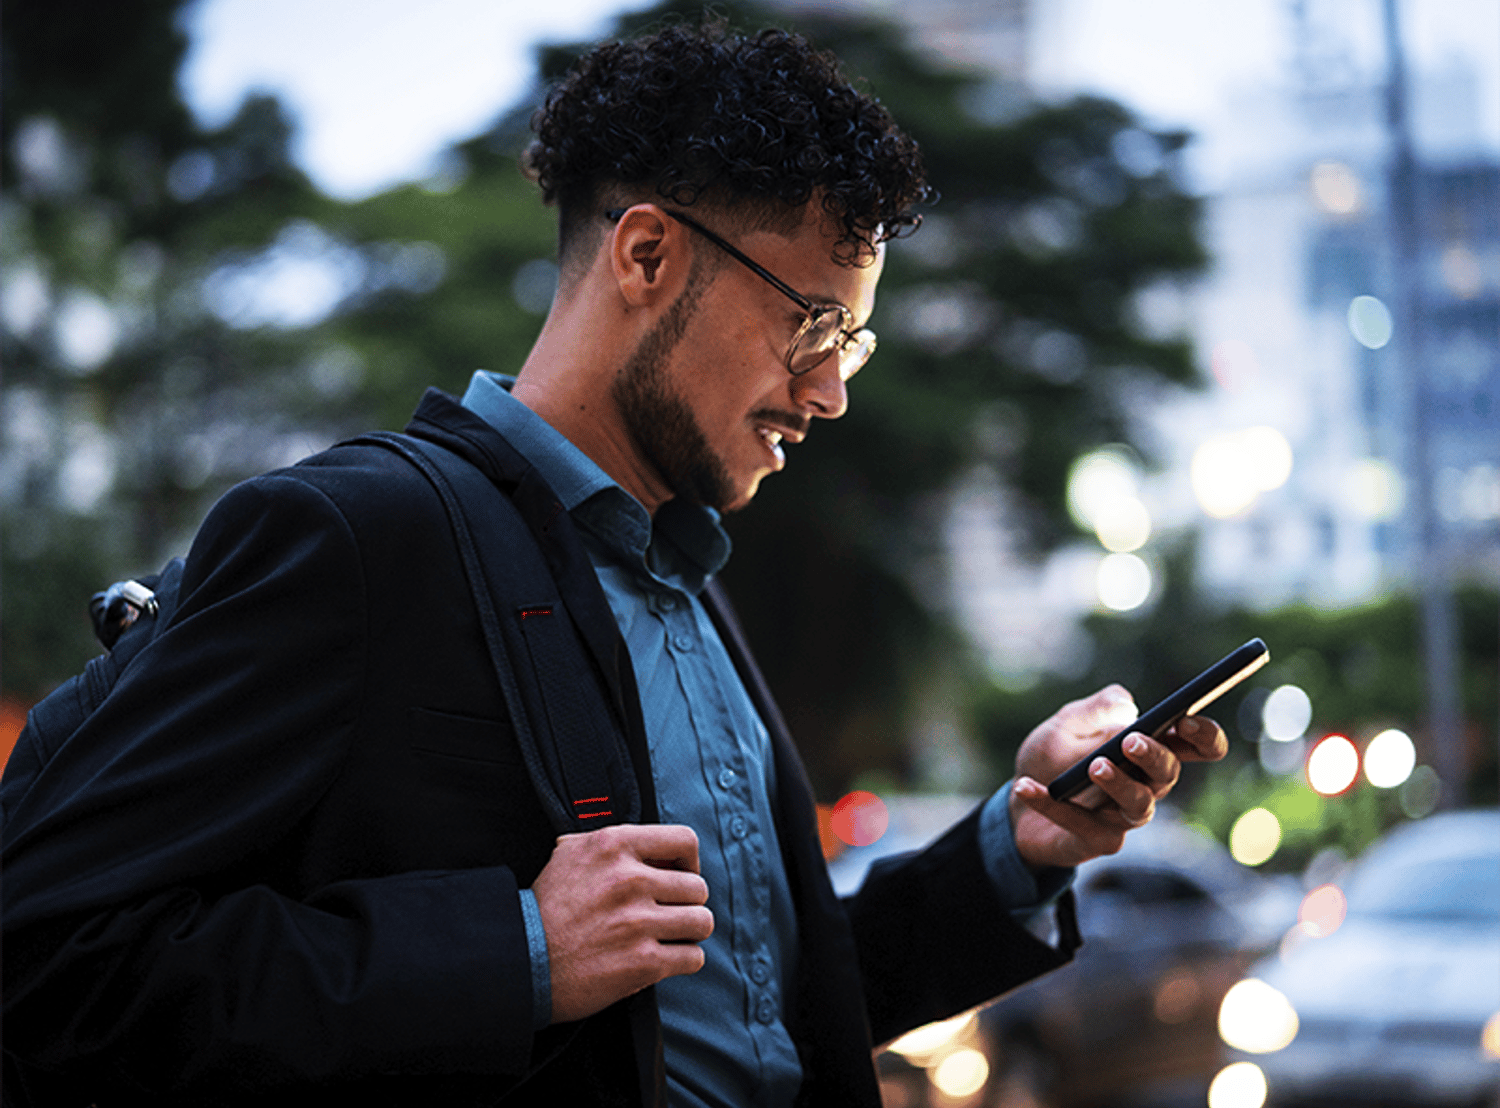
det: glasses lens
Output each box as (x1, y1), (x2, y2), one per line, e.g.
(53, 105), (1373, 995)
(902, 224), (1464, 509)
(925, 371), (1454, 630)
(839, 330), (876, 380)
(789, 308), (850, 374)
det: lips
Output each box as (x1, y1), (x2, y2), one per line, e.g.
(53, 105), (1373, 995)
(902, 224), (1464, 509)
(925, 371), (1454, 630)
(750, 410), (808, 471)
(756, 425), (787, 467)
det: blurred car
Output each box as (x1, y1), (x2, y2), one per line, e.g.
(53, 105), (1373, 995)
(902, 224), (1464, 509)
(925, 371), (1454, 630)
(1219, 808), (1500, 1108)
(829, 798), (1298, 1108)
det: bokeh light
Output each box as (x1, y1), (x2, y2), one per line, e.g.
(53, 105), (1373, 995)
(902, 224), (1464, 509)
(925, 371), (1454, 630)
(1153, 968), (1202, 1024)
(1208, 1062), (1268, 1108)
(1441, 244), (1483, 299)
(1347, 295), (1393, 349)
(1229, 807), (1281, 866)
(830, 790), (889, 847)
(1191, 426), (1293, 518)
(1218, 978), (1299, 1054)
(1261, 684), (1312, 741)
(1094, 496), (1152, 553)
(929, 1048), (989, 1099)
(1258, 735), (1306, 776)
(1363, 729), (1416, 788)
(1345, 457), (1404, 520)
(1067, 447), (1137, 529)
(1096, 552), (1153, 611)
(1309, 160), (1363, 215)
(1067, 448), (1153, 552)
(1298, 884), (1348, 938)
(1307, 735), (1359, 796)
(1483, 1011), (1500, 1061)
(1400, 765), (1442, 818)
(887, 1011), (975, 1063)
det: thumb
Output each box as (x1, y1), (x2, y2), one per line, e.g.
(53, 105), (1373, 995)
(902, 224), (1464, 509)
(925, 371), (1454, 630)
(1084, 684), (1138, 730)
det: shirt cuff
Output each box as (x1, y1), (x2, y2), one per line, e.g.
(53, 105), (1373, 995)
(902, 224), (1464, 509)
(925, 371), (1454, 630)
(518, 887), (552, 1030)
(979, 781), (1074, 916)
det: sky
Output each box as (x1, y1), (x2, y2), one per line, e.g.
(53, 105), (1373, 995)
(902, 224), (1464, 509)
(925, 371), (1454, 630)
(179, 0), (653, 198)
(179, 0), (1499, 200)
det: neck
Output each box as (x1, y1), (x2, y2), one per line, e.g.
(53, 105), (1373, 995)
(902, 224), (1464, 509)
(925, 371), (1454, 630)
(510, 284), (674, 515)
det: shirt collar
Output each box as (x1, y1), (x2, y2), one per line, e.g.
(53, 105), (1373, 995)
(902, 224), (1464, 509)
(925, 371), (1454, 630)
(460, 371), (731, 594)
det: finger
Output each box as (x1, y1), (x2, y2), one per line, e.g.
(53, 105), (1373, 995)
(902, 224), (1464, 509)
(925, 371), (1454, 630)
(652, 938), (708, 980)
(618, 823), (702, 873)
(644, 868), (710, 906)
(653, 903), (715, 944)
(1073, 684), (1138, 734)
(1164, 715), (1229, 762)
(1013, 777), (1131, 850)
(1082, 754), (1159, 824)
(1117, 732), (1182, 792)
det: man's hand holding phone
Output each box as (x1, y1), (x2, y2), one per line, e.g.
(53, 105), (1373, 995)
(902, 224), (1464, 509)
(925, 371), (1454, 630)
(1005, 653), (1244, 870)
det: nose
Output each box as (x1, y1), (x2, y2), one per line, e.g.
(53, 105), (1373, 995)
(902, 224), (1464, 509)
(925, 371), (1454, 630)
(788, 359), (848, 419)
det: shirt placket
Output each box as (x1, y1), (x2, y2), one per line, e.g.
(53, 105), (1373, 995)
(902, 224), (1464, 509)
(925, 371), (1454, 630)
(653, 588), (786, 1084)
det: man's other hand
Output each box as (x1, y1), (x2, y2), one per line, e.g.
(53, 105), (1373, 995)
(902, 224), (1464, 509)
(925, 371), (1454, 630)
(1008, 685), (1229, 870)
(532, 823), (714, 1024)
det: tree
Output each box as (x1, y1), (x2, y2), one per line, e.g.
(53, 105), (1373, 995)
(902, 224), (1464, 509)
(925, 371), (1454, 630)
(3, 0), (345, 694)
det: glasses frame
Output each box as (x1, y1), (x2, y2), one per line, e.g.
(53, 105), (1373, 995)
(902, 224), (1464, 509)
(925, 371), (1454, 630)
(604, 206), (875, 380)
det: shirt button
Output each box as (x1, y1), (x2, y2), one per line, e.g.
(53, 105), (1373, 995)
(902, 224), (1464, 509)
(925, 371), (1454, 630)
(673, 634), (694, 652)
(750, 961), (770, 984)
(657, 593), (678, 611)
(755, 996), (777, 1024)
(717, 767), (736, 789)
(730, 815), (748, 840)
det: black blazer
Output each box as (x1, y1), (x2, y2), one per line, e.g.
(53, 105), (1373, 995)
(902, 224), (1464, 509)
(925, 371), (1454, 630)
(2, 392), (1075, 1106)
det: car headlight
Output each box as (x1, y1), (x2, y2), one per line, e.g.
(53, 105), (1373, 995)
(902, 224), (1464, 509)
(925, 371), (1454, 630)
(1218, 978), (1299, 1054)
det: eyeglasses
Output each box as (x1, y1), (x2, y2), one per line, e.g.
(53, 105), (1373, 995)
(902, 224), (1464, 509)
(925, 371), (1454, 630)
(605, 207), (876, 381)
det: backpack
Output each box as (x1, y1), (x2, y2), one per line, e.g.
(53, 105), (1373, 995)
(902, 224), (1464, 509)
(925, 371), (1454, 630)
(0, 432), (639, 833)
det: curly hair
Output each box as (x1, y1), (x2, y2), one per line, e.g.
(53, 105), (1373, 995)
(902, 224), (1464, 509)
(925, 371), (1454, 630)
(526, 19), (933, 269)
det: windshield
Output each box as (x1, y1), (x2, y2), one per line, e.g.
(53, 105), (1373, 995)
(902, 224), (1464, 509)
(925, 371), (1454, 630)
(1348, 855), (1500, 922)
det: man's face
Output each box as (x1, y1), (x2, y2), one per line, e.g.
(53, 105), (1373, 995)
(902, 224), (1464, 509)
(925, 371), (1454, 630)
(611, 210), (883, 513)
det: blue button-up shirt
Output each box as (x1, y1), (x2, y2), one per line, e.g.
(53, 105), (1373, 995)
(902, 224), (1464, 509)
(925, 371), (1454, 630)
(460, 371), (1065, 1108)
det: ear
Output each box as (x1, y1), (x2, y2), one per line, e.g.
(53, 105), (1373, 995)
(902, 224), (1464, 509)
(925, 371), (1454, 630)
(609, 204), (690, 307)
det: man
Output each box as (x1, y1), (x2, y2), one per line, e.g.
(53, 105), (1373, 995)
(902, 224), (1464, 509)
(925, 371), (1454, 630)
(2, 21), (1225, 1107)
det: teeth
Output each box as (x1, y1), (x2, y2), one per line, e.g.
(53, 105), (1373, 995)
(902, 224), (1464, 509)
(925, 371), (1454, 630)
(759, 428), (782, 446)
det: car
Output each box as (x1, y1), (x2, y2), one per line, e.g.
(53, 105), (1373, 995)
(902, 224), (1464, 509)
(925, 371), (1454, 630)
(829, 797), (1298, 1107)
(1218, 808), (1500, 1108)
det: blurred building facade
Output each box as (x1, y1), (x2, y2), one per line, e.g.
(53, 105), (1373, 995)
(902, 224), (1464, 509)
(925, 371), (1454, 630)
(1175, 5), (1500, 611)
(801, 1), (1500, 696)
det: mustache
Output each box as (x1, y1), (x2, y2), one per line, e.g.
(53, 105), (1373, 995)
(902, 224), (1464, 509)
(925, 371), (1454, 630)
(751, 409), (810, 440)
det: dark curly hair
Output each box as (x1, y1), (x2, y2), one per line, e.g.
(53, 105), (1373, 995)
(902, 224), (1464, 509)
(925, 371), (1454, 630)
(526, 19), (932, 271)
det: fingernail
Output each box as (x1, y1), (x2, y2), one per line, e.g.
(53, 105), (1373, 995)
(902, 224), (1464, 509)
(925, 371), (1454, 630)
(1091, 758), (1113, 779)
(1180, 718), (1200, 736)
(1125, 735), (1147, 756)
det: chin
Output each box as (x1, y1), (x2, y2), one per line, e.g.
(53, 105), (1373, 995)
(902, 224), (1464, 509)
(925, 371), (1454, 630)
(720, 474), (766, 514)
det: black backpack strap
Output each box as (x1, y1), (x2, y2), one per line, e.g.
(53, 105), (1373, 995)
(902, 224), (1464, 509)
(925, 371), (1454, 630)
(357, 431), (641, 834)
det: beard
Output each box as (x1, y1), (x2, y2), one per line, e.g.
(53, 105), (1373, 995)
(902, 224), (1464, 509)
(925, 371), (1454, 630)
(610, 276), (739, 511)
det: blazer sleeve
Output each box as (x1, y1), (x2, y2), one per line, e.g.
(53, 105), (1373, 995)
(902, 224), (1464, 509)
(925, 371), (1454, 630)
(841, 803), (1079, 1047)
(2, 472), (537, 1095)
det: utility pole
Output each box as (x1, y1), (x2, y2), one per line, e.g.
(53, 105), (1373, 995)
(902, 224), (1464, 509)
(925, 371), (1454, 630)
(1380, 0), (1466, 807)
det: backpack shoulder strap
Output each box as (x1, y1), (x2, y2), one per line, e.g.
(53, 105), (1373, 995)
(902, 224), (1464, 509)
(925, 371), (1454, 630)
(356, 430), (641, 833)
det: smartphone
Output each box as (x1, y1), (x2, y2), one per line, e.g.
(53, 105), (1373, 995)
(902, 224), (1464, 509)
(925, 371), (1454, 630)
(1047, 638), (1270, 809)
